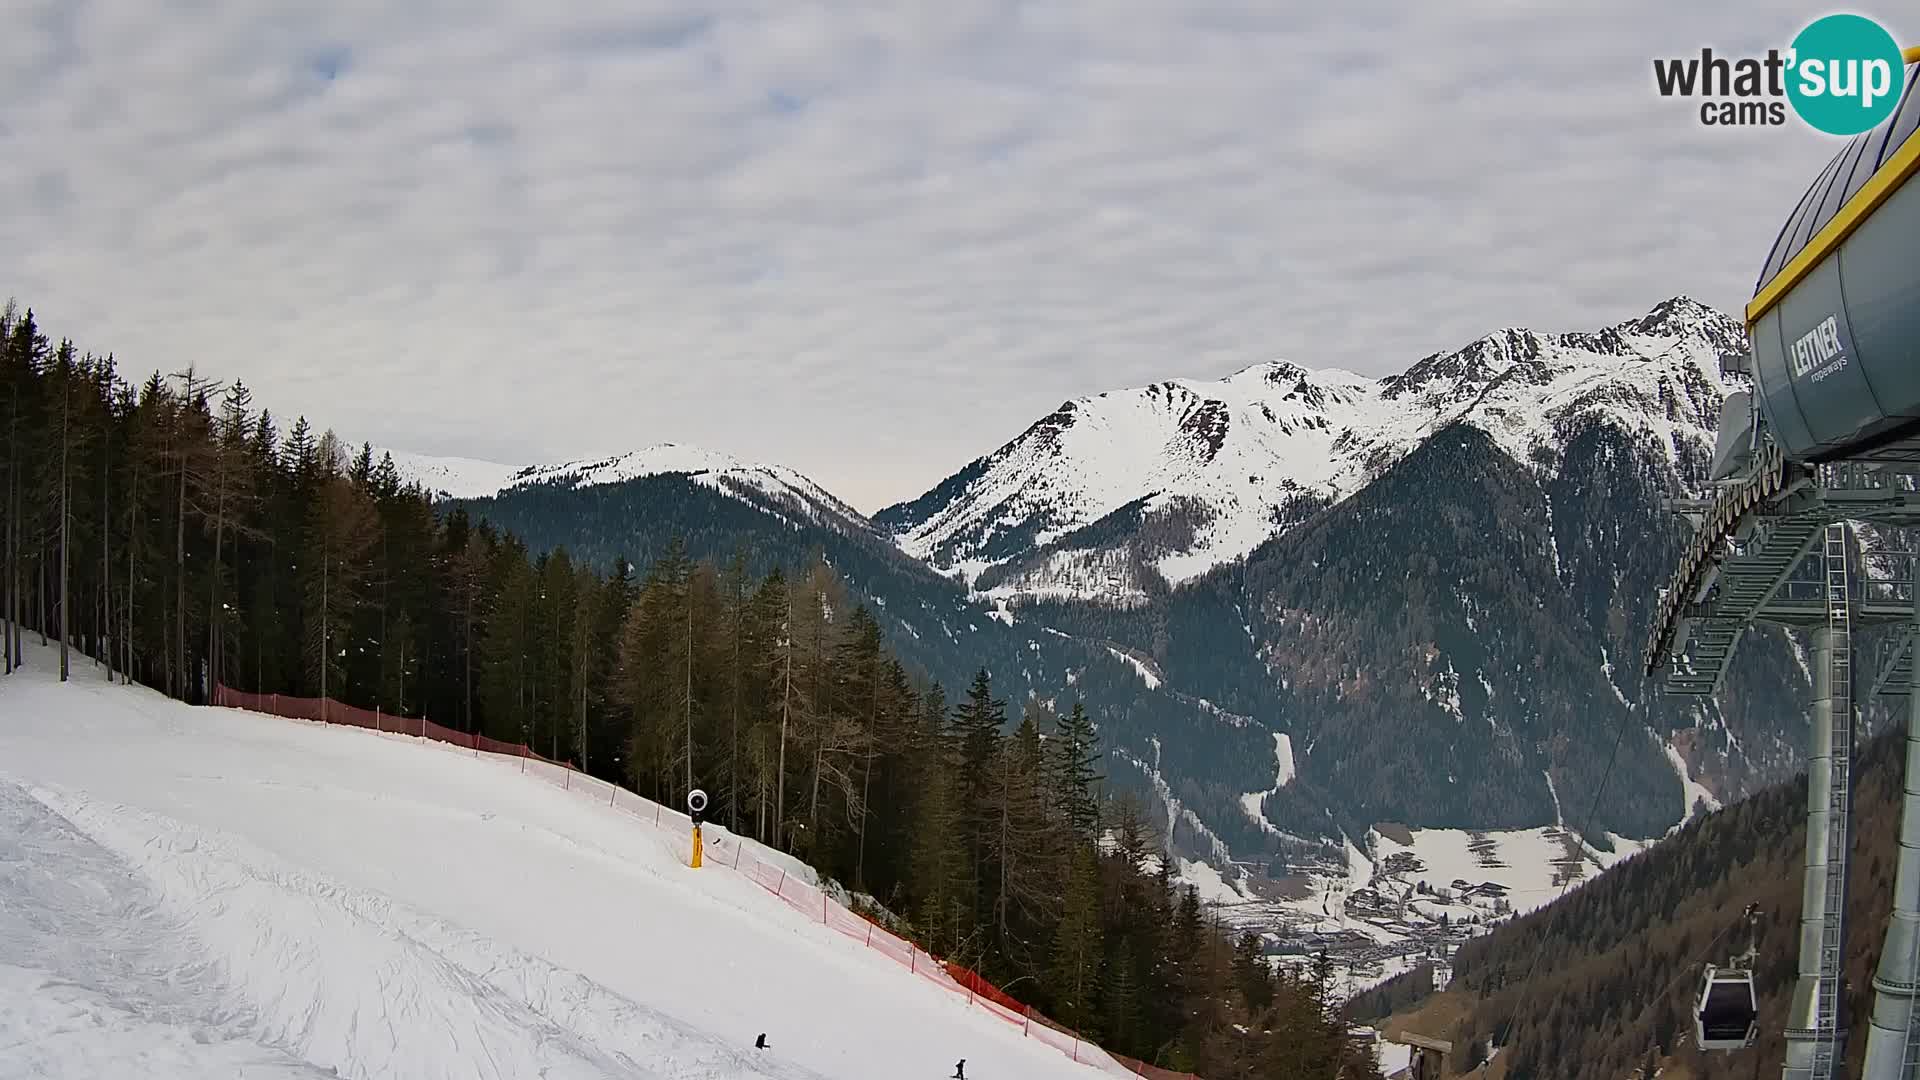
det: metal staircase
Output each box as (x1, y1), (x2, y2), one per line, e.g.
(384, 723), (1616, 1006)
(1644, 443), (1920, 1077)
(1659, 514), (1826, 695)
(1646, 442), (1793, 682)
(1876, 625), (1917, 698)
(1649, 460), (1920, 693)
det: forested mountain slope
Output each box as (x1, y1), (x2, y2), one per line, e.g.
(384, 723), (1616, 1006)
(1377, 726), (1910, 1080)
(0, 302), (1382, 1078)
(1014, 416), (1815, 847)
(393, 297), (1826, 874)
(445, 454), (1314, 873)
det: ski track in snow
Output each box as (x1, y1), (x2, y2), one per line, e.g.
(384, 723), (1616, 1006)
(1237, 733), (1294, 837)
(0, 643), (1131, 1080)
(12, 780), (809, 1080)
(0, 782), (338, 1079)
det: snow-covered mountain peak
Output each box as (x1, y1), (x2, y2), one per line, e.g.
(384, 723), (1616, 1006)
(1622, 294), (1734, 338)
(510, 443), (820, 500)
(878, 297), (1745, 601)
(1223, 359), (1307, 386)
(383, 443), (870, 531)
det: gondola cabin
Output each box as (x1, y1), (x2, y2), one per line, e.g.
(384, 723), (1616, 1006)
(1695, 966), (1759, 1051)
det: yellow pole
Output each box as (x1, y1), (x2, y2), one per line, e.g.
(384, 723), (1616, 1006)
(692, 823), (703, 868)
(1906, 45), (1920, 65)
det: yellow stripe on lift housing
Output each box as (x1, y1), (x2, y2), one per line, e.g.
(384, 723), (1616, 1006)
(1747, 49), (1920, 327)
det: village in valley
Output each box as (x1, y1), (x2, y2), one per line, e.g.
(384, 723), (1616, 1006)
(1178, 818), (1647, 1004)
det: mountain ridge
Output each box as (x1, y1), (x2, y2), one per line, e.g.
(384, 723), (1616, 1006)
(872, 295), (1743, 605)
(391, 295), (1741, 608)
(381, 295), (1798, 899)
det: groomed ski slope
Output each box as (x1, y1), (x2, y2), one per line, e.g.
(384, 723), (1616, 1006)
(0, 643), (1129, 1080)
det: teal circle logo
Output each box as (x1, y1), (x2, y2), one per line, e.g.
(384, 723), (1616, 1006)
(1786, 14), (1906, 135)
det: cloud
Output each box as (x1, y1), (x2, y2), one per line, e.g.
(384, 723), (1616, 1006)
(0, 0), (1883, 509)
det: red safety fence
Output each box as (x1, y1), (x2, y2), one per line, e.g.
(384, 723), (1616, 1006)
(209, 684), (1203, 1080)
(946, 963), (1029, 1014)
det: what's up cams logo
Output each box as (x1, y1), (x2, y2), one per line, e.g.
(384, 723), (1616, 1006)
(1654, 13), (1907, 134)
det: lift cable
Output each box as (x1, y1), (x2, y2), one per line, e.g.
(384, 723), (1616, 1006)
(1475, 701), (1635, 1073)
(1640, 905), (1759, 1033)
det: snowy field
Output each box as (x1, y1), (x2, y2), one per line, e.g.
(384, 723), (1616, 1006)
(1168, 814), (1657, 1005)
(0, 643), (1129, 1080)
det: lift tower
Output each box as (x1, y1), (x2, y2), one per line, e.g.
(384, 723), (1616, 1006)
(1647, 48), (1920, 1080)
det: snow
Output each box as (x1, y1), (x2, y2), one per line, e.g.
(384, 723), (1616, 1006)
(0, 782), (336, 1079)
(1271, 733), (1296, 788)
(377, 449), (528, 501)
(974, 550), (1153, 608)
(1237, 733), (1295, 837)
(1173, 857), (1244, 906)
(1120, 746), (1233, 873)
(1599, 647), (1633, 710)
(1105, 648), (1161, 690)
(382, 444), (868, 531)
(1431, 663), (1464, 724)
(1665, 739), (1723, 824)
(1583, 832), (1655, 869)
(1343, 833), (1374, 897)
(1376, 1039), (1414, 1078)
(889, 363), (1395, 587)
(0, 645), (1132, 1080)
(885, 298), (1739, 598)
(1367, 825), (1592, 918)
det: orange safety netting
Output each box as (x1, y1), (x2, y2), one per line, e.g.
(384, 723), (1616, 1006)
(209, 684), (1203, 1080)
(945, 963), (1028, 1014)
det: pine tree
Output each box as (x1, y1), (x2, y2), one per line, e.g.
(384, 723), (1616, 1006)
(585, 555), (634, 778)
(1104, 937), (1141, 1050)
(205, 380), (262, 692)
(722, 549), (750, 831)
(47, 340), (81, 680)
(167, 367), (220, 701)
(1047, 844), (1104, 1030)
(302, 441), (377, 708)
(1050, 701), (1102, 839)
(1233, 930), (1274, 1015)
(448, 529), (490, 732)
(480, 538), (536, 742)
(952, 667), (1006, 930)
(984, 706), (1060, 974)
(795, 557), (851, 859)
(0, 299), (1400, 1077)
(569, 562), (597, 767)
(911, 683), (969, 955)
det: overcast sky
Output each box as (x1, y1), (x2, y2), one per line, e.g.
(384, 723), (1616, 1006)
(0, 1), (1894, 510)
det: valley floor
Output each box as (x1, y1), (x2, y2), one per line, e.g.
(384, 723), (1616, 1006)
(1182, 817), (1655, 1002)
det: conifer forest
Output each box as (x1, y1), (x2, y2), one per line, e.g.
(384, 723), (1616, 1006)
(0, 302), (1380, 1078)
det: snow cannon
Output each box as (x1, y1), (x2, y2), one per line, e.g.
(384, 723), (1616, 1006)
(688, 788), (708, 868)
(1733, 49), (1920, 466)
